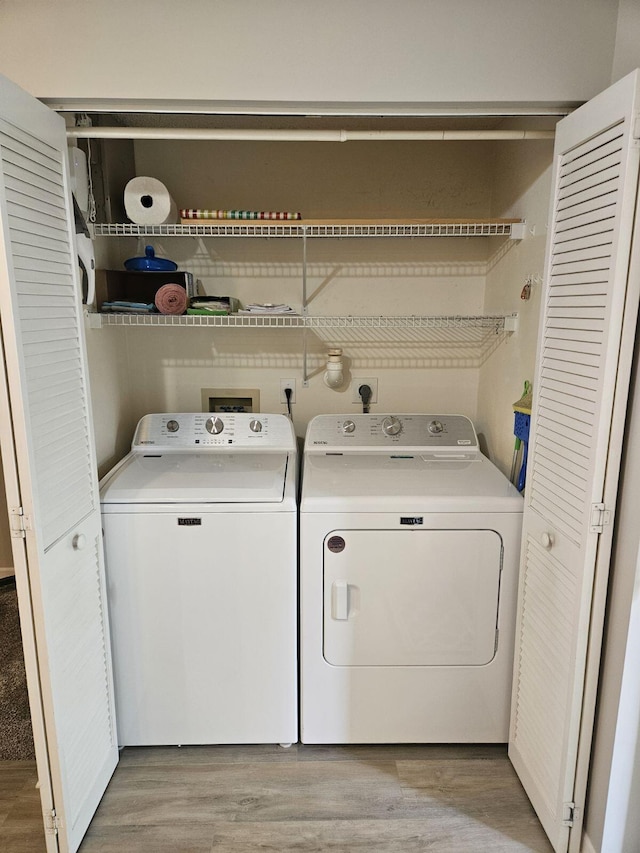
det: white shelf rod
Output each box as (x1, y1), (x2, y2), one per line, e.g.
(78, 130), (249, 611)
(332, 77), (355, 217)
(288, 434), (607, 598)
(68, 127), (554, 142)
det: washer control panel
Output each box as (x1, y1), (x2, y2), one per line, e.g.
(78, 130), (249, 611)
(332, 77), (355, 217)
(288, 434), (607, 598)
(132, 413), (296, 451)
(306, 414), (478, 452)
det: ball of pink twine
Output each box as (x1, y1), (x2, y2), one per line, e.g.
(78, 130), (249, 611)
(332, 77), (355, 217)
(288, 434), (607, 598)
(155, 283), (188, 315)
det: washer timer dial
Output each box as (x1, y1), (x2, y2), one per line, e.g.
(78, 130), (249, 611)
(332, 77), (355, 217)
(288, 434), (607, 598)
(381, 416), (402, 436)
(205, 416), (224, 435)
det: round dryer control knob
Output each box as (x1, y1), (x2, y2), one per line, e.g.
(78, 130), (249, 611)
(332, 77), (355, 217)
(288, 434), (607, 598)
(428, 419), (444, 434)
(205, 416), (224, 435)
(382, 416), (402, 436)
(249, 419), (263, 433)
(166, 419), (180, 433)
(342, 420), (356, 434)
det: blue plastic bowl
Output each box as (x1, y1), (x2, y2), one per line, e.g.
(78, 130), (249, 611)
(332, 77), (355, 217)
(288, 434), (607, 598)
(124, 245), (177, 272)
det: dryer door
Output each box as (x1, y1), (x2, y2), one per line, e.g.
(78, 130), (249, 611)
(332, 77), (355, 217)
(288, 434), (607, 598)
(323, 529), (502, 667)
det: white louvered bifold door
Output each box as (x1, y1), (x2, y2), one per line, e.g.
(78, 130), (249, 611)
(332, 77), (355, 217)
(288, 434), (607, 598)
(509, 71), (640, 852)
(0, 75), (118, 852)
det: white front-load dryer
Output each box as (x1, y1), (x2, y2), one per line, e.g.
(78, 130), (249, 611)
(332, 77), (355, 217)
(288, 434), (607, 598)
(300, 414), (523, 743)
(100, 412), (298, 746)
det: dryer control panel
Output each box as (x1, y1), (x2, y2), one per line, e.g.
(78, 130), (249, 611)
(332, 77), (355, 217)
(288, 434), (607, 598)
(305, 414), (478, 453)
(132, 413), (296, 451)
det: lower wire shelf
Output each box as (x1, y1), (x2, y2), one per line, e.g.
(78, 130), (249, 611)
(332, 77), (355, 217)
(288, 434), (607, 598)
(93, 312), (518, 376)
(95, 312), (516, 331)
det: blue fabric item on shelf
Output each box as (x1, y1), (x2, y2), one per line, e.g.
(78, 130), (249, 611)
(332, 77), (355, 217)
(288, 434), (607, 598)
(101, 301), (157, 313)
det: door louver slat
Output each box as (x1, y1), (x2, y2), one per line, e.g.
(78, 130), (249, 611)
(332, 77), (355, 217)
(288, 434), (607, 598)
(10, 219), (69, 244)
(558, 149), (622, 189)
(542, 369), (599, 391)
(555, 207), (616, 234)
(535, 428), (590, 461)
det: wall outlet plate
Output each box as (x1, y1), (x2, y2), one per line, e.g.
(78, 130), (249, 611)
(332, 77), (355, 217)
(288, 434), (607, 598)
(352, 378), (378, 404)
(280, 379), (296, 403)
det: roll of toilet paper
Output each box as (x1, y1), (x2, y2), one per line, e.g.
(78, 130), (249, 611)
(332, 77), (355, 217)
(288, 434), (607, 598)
(124, 177), (178, 225)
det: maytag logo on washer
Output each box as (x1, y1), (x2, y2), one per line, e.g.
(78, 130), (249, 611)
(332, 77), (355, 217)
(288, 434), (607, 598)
(178, 518), (202, 526)
(327, 536), (345, 553)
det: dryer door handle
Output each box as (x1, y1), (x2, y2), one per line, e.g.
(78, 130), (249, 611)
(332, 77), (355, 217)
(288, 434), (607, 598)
(332, 580), (350, 620)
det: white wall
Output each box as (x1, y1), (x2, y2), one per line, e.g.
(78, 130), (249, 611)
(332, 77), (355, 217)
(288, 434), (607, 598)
(476, 139), (553, 475)
(612, 0), (640, 82)
(0, 0), (620, 104)
(84, 322), (136, 476)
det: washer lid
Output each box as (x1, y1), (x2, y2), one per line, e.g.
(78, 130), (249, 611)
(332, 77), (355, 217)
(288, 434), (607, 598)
(100, 452), (290, 504)
(301, 452), (523, 512)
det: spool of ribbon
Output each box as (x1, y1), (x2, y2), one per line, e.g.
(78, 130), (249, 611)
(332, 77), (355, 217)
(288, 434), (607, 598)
(180, 209), (302, 221)
(154, 284), (188, 315)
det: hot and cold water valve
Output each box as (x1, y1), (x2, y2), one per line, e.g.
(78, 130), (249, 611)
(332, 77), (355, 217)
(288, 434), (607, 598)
(322, 350), (377, 412)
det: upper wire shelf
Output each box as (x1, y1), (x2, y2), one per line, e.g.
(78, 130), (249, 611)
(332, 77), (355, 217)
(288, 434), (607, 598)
(92, 219), (524, 239)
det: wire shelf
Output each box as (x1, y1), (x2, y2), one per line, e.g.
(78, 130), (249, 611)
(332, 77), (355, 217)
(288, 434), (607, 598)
(97, 313), (513, 331)
(92, 220), (521, 239)
(98, 312), (304, 327)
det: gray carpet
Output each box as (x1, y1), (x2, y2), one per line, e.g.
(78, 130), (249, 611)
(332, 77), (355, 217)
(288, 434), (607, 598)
(0, 578), (35, 760)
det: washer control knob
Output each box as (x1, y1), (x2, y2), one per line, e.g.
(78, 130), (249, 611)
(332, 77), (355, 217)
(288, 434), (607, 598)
(249, 419), (263, 433)
(382, 416), (402, 436)
(428, 419), (444, 434)
(205, 416), (224, 435)
(342, 420), (356, 434)
(166, 419), (180, 433)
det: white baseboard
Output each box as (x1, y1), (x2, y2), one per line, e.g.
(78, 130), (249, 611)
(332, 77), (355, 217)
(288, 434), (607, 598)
(0, 566), (15, 580)
(581, 832), (598, 853)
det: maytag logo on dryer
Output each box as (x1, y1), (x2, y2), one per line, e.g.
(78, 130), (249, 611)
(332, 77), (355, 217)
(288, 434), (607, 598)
(178, 518), (202, 526)
(139, 439), (155, 444)
(457, 440), (472, 445)
(401, 517), (423, 525)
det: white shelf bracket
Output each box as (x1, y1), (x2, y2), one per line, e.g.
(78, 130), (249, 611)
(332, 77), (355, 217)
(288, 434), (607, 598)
(510, 221), (527, 240)
(504, 314), (519, 333)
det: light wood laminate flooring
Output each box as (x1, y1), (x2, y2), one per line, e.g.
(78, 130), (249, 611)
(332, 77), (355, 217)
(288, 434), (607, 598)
(2, 745), (553, 852)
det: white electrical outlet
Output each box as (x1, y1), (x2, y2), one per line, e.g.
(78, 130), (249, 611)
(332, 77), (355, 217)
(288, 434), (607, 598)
(351, 378), (378, 404)
(280, 379), (296, 403)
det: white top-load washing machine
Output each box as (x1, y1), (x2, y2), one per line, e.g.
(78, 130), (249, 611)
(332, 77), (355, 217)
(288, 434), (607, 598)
(100, 412), (297, 746)
(300, 414), (523, 744)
